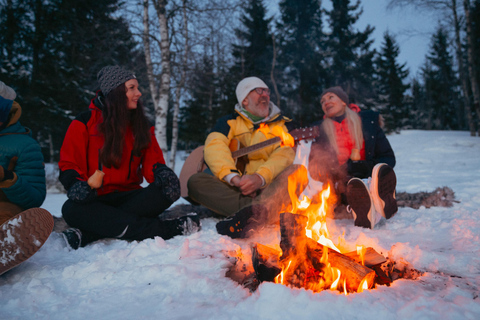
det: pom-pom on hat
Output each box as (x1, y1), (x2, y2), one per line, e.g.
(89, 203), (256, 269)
(97, 66), (136, 97)
(0, 81), (16, 100)
(321, 86), (349, 106)
(235, 77), (268, 106)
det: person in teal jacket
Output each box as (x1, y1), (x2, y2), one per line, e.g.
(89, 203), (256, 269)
(0, 81), (53, 276)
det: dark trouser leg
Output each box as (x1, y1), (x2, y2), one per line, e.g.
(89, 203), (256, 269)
(62, 185), (181, 243)
(187, 172), (253, 217)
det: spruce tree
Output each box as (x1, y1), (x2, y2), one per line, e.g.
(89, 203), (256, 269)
(324, 0), (376, 104)
(231, 0), (273, 83)
(422, 27), (460, 130)
(0, 0), (143, 161)
(277, 0), (326, 124)
(374, 32), (409, 132)
(180, 55), (219, 148)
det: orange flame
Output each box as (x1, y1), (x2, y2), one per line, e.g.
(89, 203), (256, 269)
(257, 123), (295, 147)
(357, 245), (366, 266)
(275, 138), (373, 295)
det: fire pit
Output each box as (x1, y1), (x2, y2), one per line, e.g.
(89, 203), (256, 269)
(225, 139), (422, 294)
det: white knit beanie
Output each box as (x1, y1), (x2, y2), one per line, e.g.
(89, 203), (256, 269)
(0, 81), (17, 100)
(235, 77), (268, 106)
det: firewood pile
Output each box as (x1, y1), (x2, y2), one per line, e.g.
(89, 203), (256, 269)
(226, 212), (423, 293)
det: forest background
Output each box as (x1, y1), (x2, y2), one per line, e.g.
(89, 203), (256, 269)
(1, 0), (480, 169)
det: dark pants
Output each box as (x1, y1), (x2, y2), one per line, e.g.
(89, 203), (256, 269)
(62, 184), (180, 244)
(188, 165), (305, 223)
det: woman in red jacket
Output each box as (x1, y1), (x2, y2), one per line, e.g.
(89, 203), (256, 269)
(59, 66), (200, 250)
(313, 86), (397, 229)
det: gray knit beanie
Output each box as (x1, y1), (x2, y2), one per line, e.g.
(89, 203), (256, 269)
(321, 86), (349, 105)
(97, 66), (136, 97)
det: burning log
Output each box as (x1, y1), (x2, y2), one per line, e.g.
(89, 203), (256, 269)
(251, 243), (281, 282)
(343, 247), (387, 268)
(305, 238), (376, 292)
(279, 212), (309, 260)
(275, 212), (376, 292)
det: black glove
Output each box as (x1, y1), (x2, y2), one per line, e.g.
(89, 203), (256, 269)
(347, 159), (372, 179)
(0, 165), (14, 181)
(153, 163), (180, 204)
(67, 181), (97, 203)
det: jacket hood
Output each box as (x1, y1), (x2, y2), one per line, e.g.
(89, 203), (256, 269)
(90, 90), (105, 112)
(0, 98), (22, 130)
(234, 101), (283, 125)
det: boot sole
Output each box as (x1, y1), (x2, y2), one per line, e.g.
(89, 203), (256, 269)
(0, 208), (54, 275)
(371, 164), (398, 219)
(347, 178), (373, 229)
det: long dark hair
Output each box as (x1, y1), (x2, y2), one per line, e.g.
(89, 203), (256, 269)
(99, 84), (151, 168)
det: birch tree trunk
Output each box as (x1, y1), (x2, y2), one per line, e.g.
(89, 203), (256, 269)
(463, 0), (480, 135)
(451, 0), (475, 135)
(152, 0), (171, 153)
(169, 0), (189, 168)
(142, 0), (159, 121)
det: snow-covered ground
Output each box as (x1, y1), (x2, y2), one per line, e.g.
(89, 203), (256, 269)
(1, 130), (480, 319)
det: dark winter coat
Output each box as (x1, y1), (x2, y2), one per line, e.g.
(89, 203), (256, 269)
(310, 109), (395, 181)
(0, 97), (46, 209)
(59, 94), (166, 195)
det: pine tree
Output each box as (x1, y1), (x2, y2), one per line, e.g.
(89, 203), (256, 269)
(180, 55), (219, 148)
(231, 0), (273, 83)
(324, 0), (376, 104)
(420, 27), (460, 130)
(0, 0), (143, 162)
(276, 0), (326, 124)
(374, 32), (409, 132)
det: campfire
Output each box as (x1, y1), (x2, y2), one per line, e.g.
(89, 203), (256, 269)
(226, 137), (422, 294)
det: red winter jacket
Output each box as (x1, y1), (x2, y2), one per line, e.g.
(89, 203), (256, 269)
(59, 96), (165, 195)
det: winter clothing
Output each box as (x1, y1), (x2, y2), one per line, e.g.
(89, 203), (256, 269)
(0, 88), (52, 276)
(235, 77), (269, 105)
(59, 93), (165, 196)
(313, 108), (395, 180)
(188, 101), (295, 217)
(59, 91), (190, 247)
(0, 96), (46, 212)
(0, 81), (16, 101)
(321, 86), (349, 106)
(97, 66), (136, 96)
(0, 208), (53, 275)
(152, 163), (181, 203)
(204, 102), (294, 185)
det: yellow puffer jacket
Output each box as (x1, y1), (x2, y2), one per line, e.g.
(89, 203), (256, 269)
(204, 102), (295, 186)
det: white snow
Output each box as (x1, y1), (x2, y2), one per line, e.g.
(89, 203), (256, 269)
(1, 130), (480, 319)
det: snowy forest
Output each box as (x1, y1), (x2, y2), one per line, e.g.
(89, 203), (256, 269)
(1, 0), (480, 165)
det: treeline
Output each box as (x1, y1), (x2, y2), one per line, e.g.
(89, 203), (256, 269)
(1, 0), (480, 164)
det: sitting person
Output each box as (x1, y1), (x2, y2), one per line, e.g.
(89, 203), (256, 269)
(58, 66), (200, 250)
(311, 86), (397, 229)
(187, 77), (295, 238)
(0, 81), (53, 275)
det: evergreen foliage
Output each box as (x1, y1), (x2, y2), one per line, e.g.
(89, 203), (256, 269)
(277, 0), (326, 124)
(0, 0), (146, 162)
(421, 27), (460, 130)
(374, 32), (409, 132)
(231, 0), (273, 83)
(1, 0), (477, 162)
(324, 0), (376, 104)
